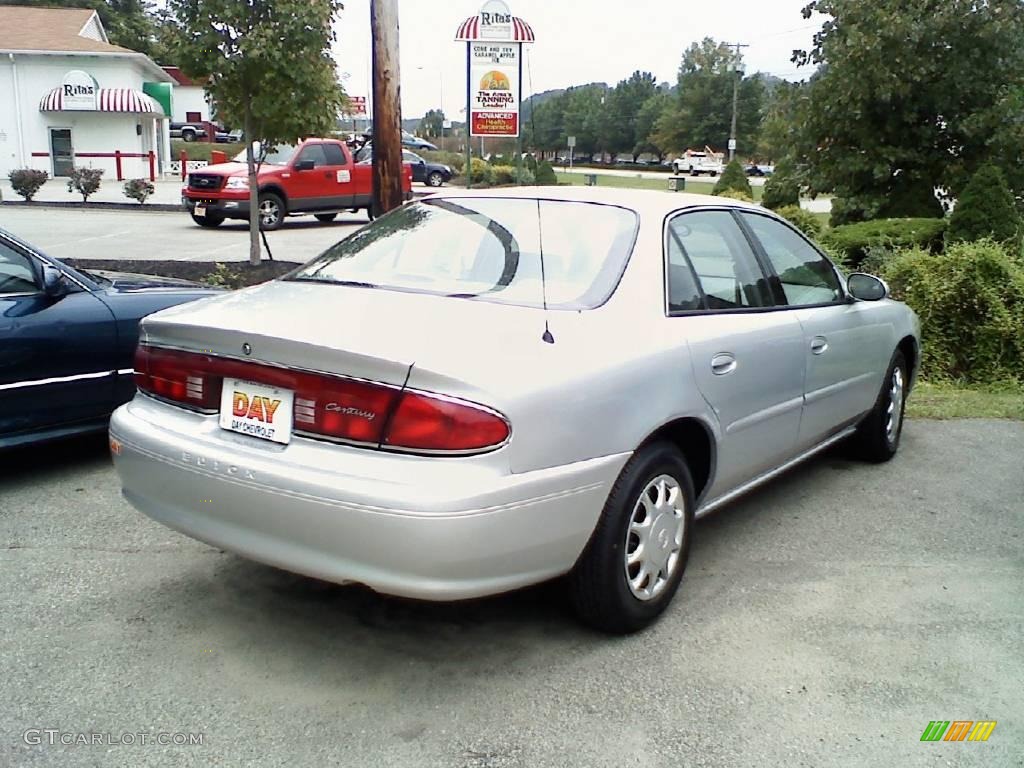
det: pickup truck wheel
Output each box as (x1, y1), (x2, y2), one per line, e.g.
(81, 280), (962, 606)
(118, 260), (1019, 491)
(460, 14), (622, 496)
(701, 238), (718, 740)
(427, 171), (445, 187)
(257, 193), (284, 230)
(191, 212), (224, 228)
(181, 130), (196, 142)
(314, 213), (338, 223)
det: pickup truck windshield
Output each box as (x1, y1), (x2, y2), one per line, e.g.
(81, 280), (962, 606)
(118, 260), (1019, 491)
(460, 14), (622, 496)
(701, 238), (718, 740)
(232, 143), (297, 165)
(286, 198), (639, 310)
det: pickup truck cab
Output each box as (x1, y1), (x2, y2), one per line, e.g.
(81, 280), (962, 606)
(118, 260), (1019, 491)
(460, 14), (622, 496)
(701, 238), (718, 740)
(181, 138), (412, 230)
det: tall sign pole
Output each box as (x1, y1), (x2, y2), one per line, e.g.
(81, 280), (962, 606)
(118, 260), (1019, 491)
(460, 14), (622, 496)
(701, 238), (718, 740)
(371, 0), (404, 215)
(455, 0), (535, 188)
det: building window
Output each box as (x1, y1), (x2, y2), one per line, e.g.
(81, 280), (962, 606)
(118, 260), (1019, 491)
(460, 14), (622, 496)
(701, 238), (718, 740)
(186, 111), (201, 122)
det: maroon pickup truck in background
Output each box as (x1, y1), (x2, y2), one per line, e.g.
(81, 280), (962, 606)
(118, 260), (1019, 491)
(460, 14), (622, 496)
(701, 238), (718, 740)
(181, 138), (413, 230)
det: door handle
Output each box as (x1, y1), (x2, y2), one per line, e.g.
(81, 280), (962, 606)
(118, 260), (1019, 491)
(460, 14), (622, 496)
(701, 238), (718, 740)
(711, 353), (737, 376)
(810, 336), (829, 355)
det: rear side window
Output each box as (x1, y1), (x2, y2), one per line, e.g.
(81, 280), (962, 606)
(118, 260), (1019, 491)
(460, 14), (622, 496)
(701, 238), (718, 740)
(323, 143), (347, 166)
(288, 199), (639, 310)
(666, 210), (773, 311)
(741, 213), (842, 306)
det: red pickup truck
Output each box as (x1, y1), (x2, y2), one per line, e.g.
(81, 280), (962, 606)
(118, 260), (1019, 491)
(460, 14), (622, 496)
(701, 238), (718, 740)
(181, 138), (413, 230)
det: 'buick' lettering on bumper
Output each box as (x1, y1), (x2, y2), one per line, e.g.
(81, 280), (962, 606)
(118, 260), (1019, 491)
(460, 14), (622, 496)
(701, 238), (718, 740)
(181, 451), (256, 480)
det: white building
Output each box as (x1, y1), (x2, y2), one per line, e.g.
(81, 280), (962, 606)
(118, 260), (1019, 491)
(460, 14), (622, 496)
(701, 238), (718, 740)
(0, 5), (175, 181)
(161, 66), (210, 124)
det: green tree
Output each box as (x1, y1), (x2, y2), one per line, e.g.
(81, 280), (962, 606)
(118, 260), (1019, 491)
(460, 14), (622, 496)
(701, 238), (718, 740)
(761, 159), (801, 209)
(605, 71), (658, 160)
(794, 0), (1024, 221)
(419, 109), (445, 139)
(634, 90), (672, 160)
(171, 0), (345, 265)
(947, 164), (1022, 244)
(713, 159), (753, 197)
(657, 38), (764, 154)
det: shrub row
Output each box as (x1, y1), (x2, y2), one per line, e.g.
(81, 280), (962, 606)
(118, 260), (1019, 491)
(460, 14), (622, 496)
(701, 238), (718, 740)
(821, 218), (947, 269)
(8, 167), (158, 204)
(880, 240), (1024, 384)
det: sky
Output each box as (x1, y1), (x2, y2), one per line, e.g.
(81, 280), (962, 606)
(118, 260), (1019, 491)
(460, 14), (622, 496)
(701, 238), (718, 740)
(332, 0), (823, 121)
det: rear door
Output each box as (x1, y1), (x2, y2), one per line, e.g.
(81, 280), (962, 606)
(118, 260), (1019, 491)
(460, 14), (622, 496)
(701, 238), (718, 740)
(738, 211), (892, 448)
(665, 209), (806, 497)
(0, 239), (117, 439)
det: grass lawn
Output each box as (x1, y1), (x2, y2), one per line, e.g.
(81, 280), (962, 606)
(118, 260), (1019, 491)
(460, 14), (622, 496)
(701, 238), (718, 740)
(170, 140), (225, 163)
(554, 171), (764, 201)
(907, 381), (1024, 420)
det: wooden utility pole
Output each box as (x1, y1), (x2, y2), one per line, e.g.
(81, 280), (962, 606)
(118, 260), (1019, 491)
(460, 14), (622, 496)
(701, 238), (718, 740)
(728, 42), (749, 162)
(370, 0), (404, 215)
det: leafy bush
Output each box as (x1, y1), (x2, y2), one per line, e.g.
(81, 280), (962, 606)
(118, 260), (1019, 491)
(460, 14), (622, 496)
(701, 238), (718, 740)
(881, 240), (1024, 383)
(822, 217), (947, 268)
(716, 188), (753, 202)
(525, 153), (538, 172)
(458, 158), (493, 186)
(8, 168), (49, 201)
(123, 178), (155, 204)
(534, 159), (557, 186)
(200, 263), (238, 288)
(420, 150), (464, 173)
(946, 163), (1022, 244)
(776, 205), (824, 240)
(712, 159), (753, 198)
(490, 165), (517, 185)
(761, 162), (800, 210)
(67, 167), (104, 202)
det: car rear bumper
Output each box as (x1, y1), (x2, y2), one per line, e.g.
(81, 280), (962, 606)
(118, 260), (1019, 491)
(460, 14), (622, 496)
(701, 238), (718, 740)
(109, 397), (627, 600)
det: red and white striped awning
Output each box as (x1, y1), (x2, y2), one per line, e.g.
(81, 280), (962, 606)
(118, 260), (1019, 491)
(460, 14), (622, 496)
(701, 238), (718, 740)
(39, 88), (164, 114)
(455, 14), (535, 42)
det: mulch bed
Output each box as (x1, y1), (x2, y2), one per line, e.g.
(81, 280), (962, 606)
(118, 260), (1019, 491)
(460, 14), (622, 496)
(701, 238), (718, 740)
(64, 259), (301, 289)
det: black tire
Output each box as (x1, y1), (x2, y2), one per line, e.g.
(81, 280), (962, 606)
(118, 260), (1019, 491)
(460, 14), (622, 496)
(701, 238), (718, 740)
(182, 130), (196, 143)
(314, 212), (338, 222)
(569, 441), (695, 634)
(427, 171), (445, 187)
(257, 192), (285, 231)
(852, 350), (908, 463)
(191, 212), (224, 228)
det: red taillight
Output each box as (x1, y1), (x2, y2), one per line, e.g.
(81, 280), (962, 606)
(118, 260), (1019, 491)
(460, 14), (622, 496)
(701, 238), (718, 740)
(385, 392), (510, 452)
(134, 345), (221, 410)
(133, 345), (509, 453)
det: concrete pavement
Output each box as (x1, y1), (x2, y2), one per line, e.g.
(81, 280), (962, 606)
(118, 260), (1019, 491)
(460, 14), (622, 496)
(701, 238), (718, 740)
(1, 419), (1021, 767)
(0, 206), (365, 262)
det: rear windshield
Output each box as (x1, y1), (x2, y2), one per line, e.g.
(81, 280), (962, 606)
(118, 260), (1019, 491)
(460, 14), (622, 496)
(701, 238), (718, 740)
(286, 198), (639, 310)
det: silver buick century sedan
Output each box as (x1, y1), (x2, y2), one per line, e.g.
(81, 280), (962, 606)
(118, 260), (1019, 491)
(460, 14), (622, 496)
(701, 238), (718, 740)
(110, 187), (920, 633)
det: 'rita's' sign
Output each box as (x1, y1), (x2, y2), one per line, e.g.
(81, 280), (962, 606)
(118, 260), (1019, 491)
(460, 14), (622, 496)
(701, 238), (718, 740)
(61, 70), (99, 110)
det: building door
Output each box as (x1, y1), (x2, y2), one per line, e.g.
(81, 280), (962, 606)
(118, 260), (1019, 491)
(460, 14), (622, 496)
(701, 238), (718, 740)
(49, 128), (74, 177)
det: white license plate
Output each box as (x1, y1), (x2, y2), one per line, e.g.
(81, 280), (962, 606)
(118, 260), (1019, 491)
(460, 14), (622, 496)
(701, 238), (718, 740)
(194, 204), (206, 216)
(219, 378), (293, 444)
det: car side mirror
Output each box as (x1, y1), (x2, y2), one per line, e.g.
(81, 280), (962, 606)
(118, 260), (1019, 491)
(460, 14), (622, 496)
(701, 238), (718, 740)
(294, 159), (315, 172)
(41, 264), (68, 298)
(847, 273), (889, 301)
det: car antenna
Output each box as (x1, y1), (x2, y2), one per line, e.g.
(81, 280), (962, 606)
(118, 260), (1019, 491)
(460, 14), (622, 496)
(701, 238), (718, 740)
(536, 199), (555, 344)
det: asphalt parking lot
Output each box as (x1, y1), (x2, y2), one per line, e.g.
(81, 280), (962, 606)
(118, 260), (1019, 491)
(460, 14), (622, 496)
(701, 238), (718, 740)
(1, 418), (1021, 767)
(0, 207), (367, 263)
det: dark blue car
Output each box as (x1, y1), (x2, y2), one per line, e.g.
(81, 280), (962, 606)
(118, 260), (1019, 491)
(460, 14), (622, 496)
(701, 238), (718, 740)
(0, 228), (221, 449)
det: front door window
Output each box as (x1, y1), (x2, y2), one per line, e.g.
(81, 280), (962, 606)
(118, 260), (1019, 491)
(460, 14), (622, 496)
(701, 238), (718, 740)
(49, 128), (74, 177)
